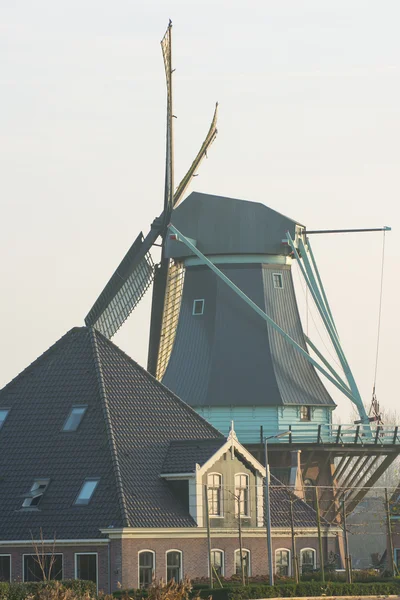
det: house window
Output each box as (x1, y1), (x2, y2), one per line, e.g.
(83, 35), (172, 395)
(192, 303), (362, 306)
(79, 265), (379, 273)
(0, 410), (9, 430)
(235, 474), (249, 516)
(273, 273), (283, 289)
(63, 406), (87, 431)
(207, 473), (222, 516)
(23, 554), (63, 582)
(275, 549), (290, 576)
(74, 479), (99, 505)
(300, 406), (311, 422)
(22, 479), (50, 508)
(0, 556), (11, 582)
(211, 550), (224, 577)
(166, 550), (182, 582)
(75, 553), (97, 587)
(192, 299), (204, 315)
(300, 548), (316, 573)
(235, 549), (251, 577)
(138, 551), (155, 588)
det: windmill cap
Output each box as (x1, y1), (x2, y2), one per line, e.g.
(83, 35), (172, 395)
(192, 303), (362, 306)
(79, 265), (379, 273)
(166, 191), (304, 259)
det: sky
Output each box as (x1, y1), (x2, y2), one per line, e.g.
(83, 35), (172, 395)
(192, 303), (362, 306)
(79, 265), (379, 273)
(1, 0), (400, 423)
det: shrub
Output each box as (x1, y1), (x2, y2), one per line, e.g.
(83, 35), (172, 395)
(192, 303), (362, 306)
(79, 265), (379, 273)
(0, 580), (97, 600)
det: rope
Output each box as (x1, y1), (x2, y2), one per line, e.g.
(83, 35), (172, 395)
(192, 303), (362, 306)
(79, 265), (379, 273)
(372, 229), (387, 393)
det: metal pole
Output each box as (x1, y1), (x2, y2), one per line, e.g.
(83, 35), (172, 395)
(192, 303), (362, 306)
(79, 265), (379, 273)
(237, 492), (245, 586)
(315, 486), (325, 583)
(264, 438), (274, 586)
(385, 488), (395, 576)
(204, 484), (213, 589)
(341, 494), (352, 584)
(288, 491), (299, 583)
(305, 227), (391, 235)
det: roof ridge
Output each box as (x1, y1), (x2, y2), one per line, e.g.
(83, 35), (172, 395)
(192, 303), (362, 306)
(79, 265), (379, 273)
(0, 327), (84, 396)
(89, 327), (131, 528)
(93, 328), (224, 439)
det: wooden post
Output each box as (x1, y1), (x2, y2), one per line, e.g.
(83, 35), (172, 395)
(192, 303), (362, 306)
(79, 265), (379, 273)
(342, 494), (352, 584)
(385, 488), (395, 576)
(204, 485), (213, 589)
(237, 492), (245, 585)
(288, 490), (299, 582)
(315, 486), (325, 583)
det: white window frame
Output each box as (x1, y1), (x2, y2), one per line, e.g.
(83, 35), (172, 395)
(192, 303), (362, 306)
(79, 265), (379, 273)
(138, 549), (155, 588)
(62, 405), (88, 432)
(22, 553), (63, 582)
(275, 548), (291, 576)
(234, 548), (251, 576)
(165, 549), (183, 582)
(207, 472), (223, 517)
(210, 549), (225, 577)
(74, 552), (98, 592)
(235, 473), (250, 517)
(272, 272), (283, 289)
(0, 554), (11, 582)
(0, 409), (10, 430)
(300, 547), (316, 572)
(192, 299), (205, 315)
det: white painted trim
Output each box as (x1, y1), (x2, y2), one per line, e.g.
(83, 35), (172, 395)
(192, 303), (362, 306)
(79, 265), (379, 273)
(210, 548), (225, 577)
(234, 473), (250, 518)
(234, 548), (251, 577)
(22, 553), (63, 582)
(197, 438), (266, 478)
(138, 549), (155, 588)
(192, 299), (204, 315)
(0, 554), (11, 582)
(74, 552), (98, 592)
(185, 255), (292, 267)
(275, 547), (291, 577)
(300, 547), (316, 571)
(0, 539), (109, 546)
(102, 526), (339, 539)
(165, 549), (183, 582)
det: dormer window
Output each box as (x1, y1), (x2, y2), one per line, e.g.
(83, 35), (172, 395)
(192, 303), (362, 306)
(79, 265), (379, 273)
(273, 273), (283, 289)
(22, 479), (50, 508)
(74, 479), (99, 505)
(0, 409), (9, 430)
(63, 406), (87, 432)
(192, 299), (204, 315)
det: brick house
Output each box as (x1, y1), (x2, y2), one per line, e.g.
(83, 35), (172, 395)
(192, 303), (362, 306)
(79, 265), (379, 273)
(0, 327), (338, 591)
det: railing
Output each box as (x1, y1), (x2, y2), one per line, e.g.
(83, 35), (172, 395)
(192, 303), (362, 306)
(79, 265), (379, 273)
(232, 423), (400, 446)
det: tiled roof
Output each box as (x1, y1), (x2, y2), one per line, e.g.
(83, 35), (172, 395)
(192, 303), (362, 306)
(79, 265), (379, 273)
(270, 475), (329, 528)
(162, 438), (226, 474)
(0, 327), (223, 540)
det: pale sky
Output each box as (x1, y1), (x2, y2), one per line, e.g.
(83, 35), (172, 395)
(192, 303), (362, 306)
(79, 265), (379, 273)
(1, 0), (399, 423)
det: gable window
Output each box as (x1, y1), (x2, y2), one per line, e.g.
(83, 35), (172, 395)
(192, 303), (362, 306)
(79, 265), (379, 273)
(300, 548), (316, 573)
(235, 549), (251, 577)
(192, 299), (205, 315)
(0, 410), (9, 430)
(300, 406), (311, 422)
(75, 553), (97, 588)
(138, 551), (155, 588)
(211, 550), (224, 577)
(0, 556), (11, 582)
(23, 554), (63, 582)
(63, 406), (87, 432)
(275, 549), (290, 576)
(273, 273), (283, 289)
(74, 479), (99, 505)
(207, 473), (222, 516)
(166, 550), (182, 582)
(22, 479), (50, 508)
(235, 474), (249, 516)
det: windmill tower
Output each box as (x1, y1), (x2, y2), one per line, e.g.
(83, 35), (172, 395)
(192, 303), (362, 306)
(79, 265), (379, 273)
(85, 23), (400, 519)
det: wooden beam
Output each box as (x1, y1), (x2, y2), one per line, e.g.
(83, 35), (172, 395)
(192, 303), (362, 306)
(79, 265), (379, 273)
(340, 455), (367, 488)
(346, 454), (397, 514)
(302, 450), (315, 480)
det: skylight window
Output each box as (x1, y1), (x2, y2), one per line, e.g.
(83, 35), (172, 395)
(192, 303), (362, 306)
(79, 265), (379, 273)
(22, 479), (50, 508)
(63, 406), (87, 432)
(0, 409), (9, 430)
(75, 479), (99, 505)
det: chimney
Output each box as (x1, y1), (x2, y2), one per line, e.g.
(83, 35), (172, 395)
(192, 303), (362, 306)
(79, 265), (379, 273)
(289, 450), (304, 499)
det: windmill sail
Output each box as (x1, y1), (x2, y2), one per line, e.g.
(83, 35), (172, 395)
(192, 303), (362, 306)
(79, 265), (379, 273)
(84, 223), (161, 337)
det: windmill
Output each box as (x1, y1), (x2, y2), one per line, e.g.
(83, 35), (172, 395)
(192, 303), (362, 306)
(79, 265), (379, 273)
(85, 21), (218, 375)
(85, 23), (400, 517)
